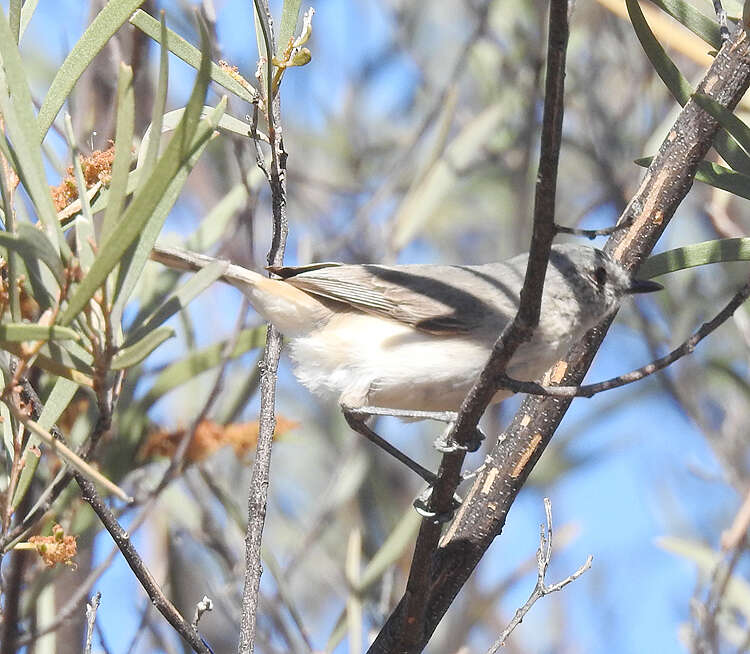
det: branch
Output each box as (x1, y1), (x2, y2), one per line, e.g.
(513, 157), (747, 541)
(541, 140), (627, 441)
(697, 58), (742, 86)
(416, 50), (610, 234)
(486, 498), (592, 653)
(75, 473), (212, 654)
(496, 273), (750, 398)
(376, 4), (571, 650)
(238, 3), (289, 653)
(373, 20), (750, 654)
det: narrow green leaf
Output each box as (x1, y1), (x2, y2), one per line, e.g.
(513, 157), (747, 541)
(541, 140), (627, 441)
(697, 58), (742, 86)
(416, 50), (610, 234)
(37, 0), (147, 138)
(626, 0), (692, 105)
(125, 260), (228, 346)
(39, 377), (80, 430)
(645, 0), (722, 49)
(129, 9), (259, 105)
(59, 29), (217, 327)
(0, 10), (63, 247)
(140, 326), (266, 409)
(101, 64), (135, 241)
(278, 0), (303, 56)
(693, 94), (750, 158)
(0, 342), (93, 386)
(18, 0), (39, 40)
(641, 237), (750, 278)
(111, 326), (174, 370)
(635, 157), (750, 201)
(111, 101), (226, 324)
(0, 324), (79, 342)
(12, 377), (79, 509)
(63, 114), (95, 270)
(9, 0), (21, 43)
(139, 12), (169, 183)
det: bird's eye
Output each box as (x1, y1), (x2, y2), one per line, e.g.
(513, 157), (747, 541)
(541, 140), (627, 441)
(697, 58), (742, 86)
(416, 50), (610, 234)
(594, 266), (607, 287)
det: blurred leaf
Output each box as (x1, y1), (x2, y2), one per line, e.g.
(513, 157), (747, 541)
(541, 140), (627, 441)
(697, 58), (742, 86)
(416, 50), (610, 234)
(60, 30), (218, 327)
(139, 13), (169, 183)
(391, 103), (505, 250)
(658, 537), (750, 621)
(101, 64), (135, 241)
(9, 0), (20, 42)
(627, 0), (691, 105)
(129, 9), (258, 105)
(0, 324), (79, 342)
(37, 0), (146, 138)
(112, 326), (174, 370)
(140, 326), (266, 409)
(38, 377), (79, 430)
(0, 342), (92, 386)
(641, 237), (750, 278)
(124, 259), (228, 346)
(278, 0), (303, 55)
(646, 0), (722, 49)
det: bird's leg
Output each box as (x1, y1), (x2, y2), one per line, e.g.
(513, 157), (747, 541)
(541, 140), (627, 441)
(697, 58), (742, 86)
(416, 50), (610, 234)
(345, 406), (485, 455)
(342, 408), (437, 485)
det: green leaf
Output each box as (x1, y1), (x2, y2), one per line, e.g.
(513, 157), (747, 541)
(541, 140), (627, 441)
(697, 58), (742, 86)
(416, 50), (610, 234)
(634, 158), (750, 201)
(124, 260), (228, 346)
(0, 342), (93, 386)
(101, 64), (135, 241)
(0, 224), (63, 309)
(111, 326), (174, 370)
(641, 237), (750, 278)
(18, 0), (39, 40)
(693, 93), (750, 159)
(8, 0), (21, 43)
(139, 13), (169, 183)
(129, 9), (258, 105)
(626, 0), (692, 105)
(0, 9), (63, 247)
(645, 0), (722, 49)
(0, 324), (79, 342)
(140, 326), (266, 410)
(59, 27), (218, 327)
(278, 0), (303, 56)
(37, 0), (147, 139)
(63, 114), (96, 270)
(39, 377), (80, 430)
(111, 101), (226, 325)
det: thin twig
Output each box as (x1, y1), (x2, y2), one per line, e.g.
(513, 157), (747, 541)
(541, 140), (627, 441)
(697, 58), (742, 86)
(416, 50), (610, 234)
(75, 472), (212, 654)
(238, 2), (288, 653)
(495, 274), (750, 399)
(84, 592), (101, 654)
(486, 498), (592, 653)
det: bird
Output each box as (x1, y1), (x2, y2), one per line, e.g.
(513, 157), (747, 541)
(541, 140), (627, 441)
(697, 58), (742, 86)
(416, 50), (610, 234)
(150, 243), (662, 418)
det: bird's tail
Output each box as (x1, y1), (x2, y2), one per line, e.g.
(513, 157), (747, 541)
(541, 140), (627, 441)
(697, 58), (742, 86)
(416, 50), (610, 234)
(150, 245), (332, 335)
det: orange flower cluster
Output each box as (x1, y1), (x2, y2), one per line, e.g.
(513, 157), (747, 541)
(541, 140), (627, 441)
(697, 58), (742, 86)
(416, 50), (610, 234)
(50, 146), (115, 211)
(28, 524), (77, 568)
(139, 417), (298, 464)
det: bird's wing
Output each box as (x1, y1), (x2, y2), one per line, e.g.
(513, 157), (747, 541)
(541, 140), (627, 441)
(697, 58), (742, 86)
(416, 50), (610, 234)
(268, 262), (516, 335)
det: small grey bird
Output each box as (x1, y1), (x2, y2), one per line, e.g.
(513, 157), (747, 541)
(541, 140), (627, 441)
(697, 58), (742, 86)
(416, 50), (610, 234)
(151, 243), (661, 415)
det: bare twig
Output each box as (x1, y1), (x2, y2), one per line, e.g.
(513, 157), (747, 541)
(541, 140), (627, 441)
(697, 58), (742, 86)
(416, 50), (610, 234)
(486, 499), (592, 652)
(238, 2), (289, 653)
(494, 274), (750, 399)
(75, 472), (212, 654)
(84, 592), (101, 654)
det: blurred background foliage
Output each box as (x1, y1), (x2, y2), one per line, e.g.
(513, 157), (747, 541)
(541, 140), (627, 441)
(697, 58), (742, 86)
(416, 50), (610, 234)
(3, 0), (750, 653)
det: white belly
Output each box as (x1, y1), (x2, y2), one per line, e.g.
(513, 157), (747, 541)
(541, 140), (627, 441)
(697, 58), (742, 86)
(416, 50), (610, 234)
(286, 312), (554, 412)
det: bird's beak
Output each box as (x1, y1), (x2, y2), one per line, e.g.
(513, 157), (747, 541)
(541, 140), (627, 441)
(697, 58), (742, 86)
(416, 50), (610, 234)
(627, 278), (663, 294)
